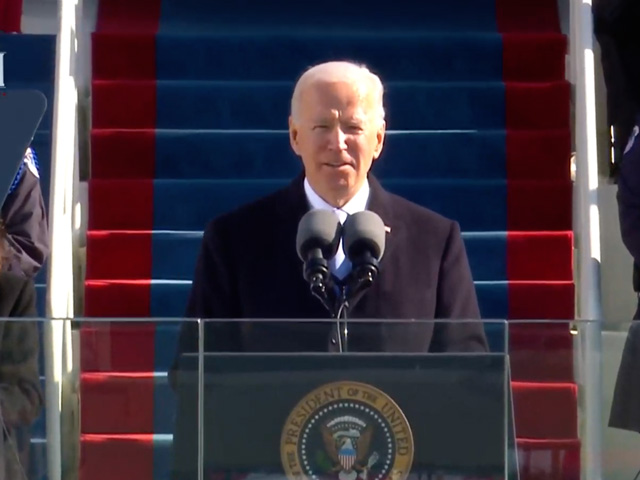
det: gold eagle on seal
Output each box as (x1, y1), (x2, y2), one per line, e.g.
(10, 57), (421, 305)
(321, 424), (379, 480)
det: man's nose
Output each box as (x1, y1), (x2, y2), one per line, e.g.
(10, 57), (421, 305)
(328, 126), (347, 150)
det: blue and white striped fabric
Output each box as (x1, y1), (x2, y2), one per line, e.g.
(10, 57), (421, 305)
(8, 147), (40, 195)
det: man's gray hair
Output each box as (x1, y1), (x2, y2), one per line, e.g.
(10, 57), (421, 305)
(290, 61), (385, 124)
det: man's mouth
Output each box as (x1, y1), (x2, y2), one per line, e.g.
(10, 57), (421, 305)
(325, 162), (353, 168)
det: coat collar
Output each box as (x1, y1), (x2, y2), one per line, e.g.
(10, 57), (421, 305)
(284, 172), (395, 232)
(282, 172), (399, 315)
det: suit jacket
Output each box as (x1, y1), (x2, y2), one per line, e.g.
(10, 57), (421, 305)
(171, 174), (488, 377)
(594, 0), (640, 146)
(609, 114), (640, 433)
(0, 272), (42, 480)
(616, 116), (640, 298)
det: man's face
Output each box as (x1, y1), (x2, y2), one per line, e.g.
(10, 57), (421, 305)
(289, 80), (386, 207)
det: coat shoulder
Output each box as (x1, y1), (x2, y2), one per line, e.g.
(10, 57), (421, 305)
(385, 192), (456, 234)
(201, 185), (293, 244)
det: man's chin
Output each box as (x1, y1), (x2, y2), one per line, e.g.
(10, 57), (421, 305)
(327, 177), (352, 192)
(327, 180), (361, 205)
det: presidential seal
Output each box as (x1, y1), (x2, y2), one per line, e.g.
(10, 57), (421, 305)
(281, 381), (414, 480)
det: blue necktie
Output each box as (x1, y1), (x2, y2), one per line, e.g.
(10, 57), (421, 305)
(331, 209), (351, 279)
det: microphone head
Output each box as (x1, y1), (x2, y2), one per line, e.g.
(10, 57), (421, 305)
(296, 209), (342, 262)
(343, 211), (386, 261)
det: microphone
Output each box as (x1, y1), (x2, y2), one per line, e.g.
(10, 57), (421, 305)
(343, 210), (386, 296)
(296, 209), (342, 314)
(336, 211), (386, 352)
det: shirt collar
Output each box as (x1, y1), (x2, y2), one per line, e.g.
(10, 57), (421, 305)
(303, 178), (370, 218)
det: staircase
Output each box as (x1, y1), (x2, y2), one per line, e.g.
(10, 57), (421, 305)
(84, 0), (577, 479)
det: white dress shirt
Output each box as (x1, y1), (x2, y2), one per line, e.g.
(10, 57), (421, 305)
(303, 177), (370, 278)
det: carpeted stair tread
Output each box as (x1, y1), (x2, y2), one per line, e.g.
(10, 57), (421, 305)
(81, 373), (158, 434)
(95, 0), (161, 33)
(158, 0), (561, 34)
(507, 281), (575, 320)
(79, 433), (579, 480)
(510, 323), (575, 382)
(93, 31), (566, 83)
(85, 230), (573, 283)
(78, 319), (575, 380)
(80, 434), (165, 480)
(97, 0), (561, 34)
(495, 0), (561, 33)
(80, 373), (576, 439)
(0, 34), (57, 82)
(80, 322), (173, 372)
(83, 279), (575, 323)
(91, 80), (570, 131)
(511, 382), (577, 439)
(91, 129), (571, 182)
(157, 0), (502, 34)
(88, 178), (572, 232)
(76, 321), (544, 374)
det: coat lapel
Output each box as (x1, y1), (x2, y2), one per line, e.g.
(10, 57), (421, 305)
(365, 176), (398, 262)
(346, 176), (401, 315)
(278, 174), (332, 317)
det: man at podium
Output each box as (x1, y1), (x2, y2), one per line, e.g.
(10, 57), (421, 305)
(172, 61), (487, 370)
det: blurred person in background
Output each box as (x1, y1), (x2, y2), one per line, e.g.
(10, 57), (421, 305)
(0, 219), (42, 479)
(596, 0), (640, 433)
(594, 0), (640, 176)
(1, 146), (49, 279)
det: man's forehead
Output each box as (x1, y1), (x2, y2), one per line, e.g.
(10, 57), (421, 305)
(301, 78), (372, 101)
(311, 109), (368, 121)
(301, 82), (374, 110)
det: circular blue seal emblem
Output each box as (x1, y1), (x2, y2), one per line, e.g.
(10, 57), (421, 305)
(281, 381), (414, 480)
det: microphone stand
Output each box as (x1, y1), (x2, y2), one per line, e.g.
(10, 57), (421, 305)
(333, 256), (379, 353)
(305, 255), (379, 354)
(335, 285), (350, 352)
(305, 256), (338, 315)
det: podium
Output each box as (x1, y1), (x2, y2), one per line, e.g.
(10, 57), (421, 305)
(171, 320), (519, 480)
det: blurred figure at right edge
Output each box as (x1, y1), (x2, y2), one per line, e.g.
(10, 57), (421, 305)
(595, 0), (640, 433)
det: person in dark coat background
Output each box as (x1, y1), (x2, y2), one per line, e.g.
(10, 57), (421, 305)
(170, 61), (488, 385)
(596, 0), (640, 433)
(609, 118), (640, 432)
(0, 220), (43, 480)
(609, 114), (640, 432)
(594, 0), (640, 175)
(1, 146), (49, 279)
(0, 146), (49, 479)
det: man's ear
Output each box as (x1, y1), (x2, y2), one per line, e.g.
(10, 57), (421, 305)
(289, 116), (301, 155)
(372, 120), (386, 160)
